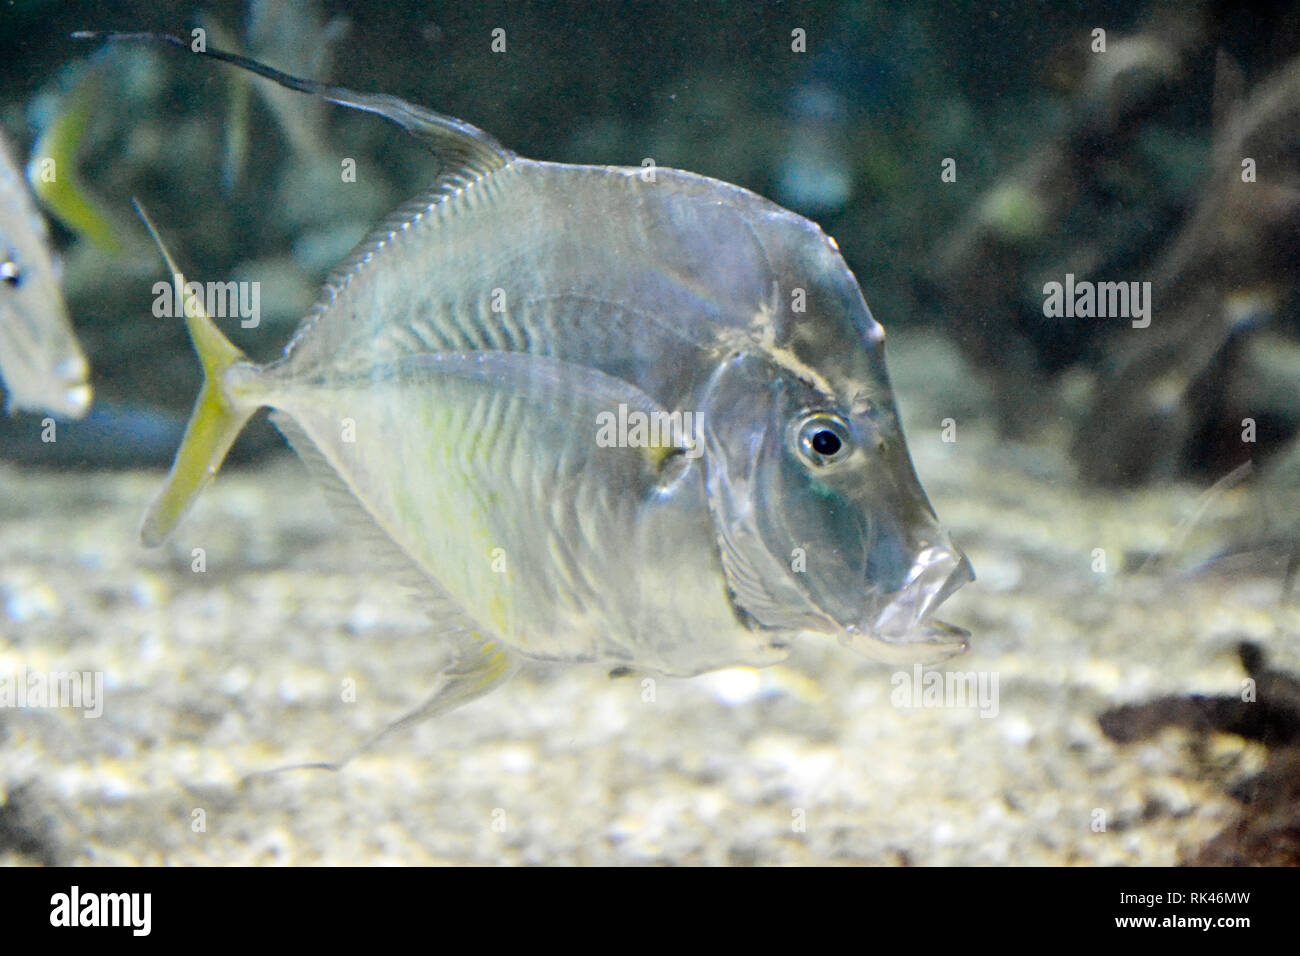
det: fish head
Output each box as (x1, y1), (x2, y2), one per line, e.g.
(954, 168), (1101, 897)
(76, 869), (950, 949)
(0, 245), (91, 419)
(696, 211), (971, 664)
(700, 350), (972, 664)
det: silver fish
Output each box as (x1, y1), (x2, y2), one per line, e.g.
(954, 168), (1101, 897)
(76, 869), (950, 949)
(97, 34), (972, 739)
(0, 128), (91, 418)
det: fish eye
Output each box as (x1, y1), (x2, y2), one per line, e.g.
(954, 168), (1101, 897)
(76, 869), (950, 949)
(1, 258), (20, 288)
(794, 413), (853, 467)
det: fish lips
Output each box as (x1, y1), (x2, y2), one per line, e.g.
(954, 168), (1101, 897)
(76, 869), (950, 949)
(47, 355), (93, 418)
(4, 352), (92, 419)
(837, 543), (975, 664)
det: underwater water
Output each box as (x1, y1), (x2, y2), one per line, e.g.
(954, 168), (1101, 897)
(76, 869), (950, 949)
(0, 0), (1298, 867)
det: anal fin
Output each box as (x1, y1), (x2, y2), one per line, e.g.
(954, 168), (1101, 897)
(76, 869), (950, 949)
(242, 632), (517, 779)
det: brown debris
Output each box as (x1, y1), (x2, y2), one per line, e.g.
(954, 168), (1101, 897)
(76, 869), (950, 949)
(1099, 641), (1300, 865)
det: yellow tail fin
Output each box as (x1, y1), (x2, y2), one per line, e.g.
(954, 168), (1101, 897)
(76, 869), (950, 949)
(134, 200), (258, 546)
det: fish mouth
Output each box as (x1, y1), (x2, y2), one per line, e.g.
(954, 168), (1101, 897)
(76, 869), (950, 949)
(29, 356), (93, 419)
(839, 544), (975, 664)
(52, 357), (92, 417)
(56, 383), (93, 418)
(39, 382), (92, 419)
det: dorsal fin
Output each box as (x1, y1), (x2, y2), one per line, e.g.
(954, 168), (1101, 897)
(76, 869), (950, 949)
(71, 30), (514, 178)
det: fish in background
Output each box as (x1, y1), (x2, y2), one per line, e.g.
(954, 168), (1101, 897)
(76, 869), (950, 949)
(772, 11), (915, 218)
(26, 62), (121, 257)
(193, 1), (391, 284)
(80, 32), (972, 761)
(200, 0), (352, 193)
(0, 128), (91, 419)
(775, 81), (856, 217)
